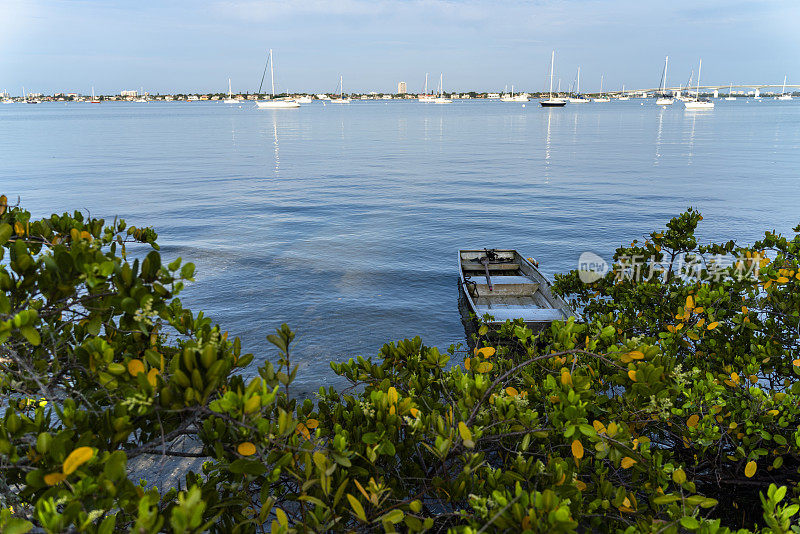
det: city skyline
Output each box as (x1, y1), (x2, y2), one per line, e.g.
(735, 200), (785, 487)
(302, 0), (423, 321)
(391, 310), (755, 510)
(2, 0), (799, 95)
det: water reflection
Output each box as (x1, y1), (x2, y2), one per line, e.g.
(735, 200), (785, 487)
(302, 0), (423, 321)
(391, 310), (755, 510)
(272, 117), (280, 175)
(544, 110), (553, 182)
(654, 107), (664, 165)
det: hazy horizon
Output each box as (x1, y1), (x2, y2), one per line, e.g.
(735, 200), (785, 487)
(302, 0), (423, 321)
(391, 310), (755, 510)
(2, 0), (799, 96)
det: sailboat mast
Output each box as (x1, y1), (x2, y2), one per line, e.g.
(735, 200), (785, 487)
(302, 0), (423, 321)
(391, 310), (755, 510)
(782, 75), (787, 95)
(600, 74), (603, 96)
(548, 50), (555, 98)
(228, 78), (232, 98)
(663, 56), (669, 93)
(577, 67), (580, 95)
(269, 49), (275, 97)
(697, 59), (702, 98)
(424, 73), (428, 95)
(340, 75), (343, 98)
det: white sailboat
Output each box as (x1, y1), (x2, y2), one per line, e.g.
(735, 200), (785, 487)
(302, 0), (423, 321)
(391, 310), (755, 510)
(330, 75), (351, 104)
(655, 56), (674, 105)
(592, 75), (610, 102)
(540, 51), (567, 107)
(433, 73), (452, 104)
(567, 67), (589, 102)
(683, 59), (714, 110)
(295, 95), (313, 104)
(255, 50), (300, 109)
(90, 86), (101, 103)
(724, 82), (736, 101)
(223, 78), (240, 104)
(617, 84), (629, 100)
(500, 85), (528, 102)
(418, 73), (435, 102)
(776, 76), (792, 100)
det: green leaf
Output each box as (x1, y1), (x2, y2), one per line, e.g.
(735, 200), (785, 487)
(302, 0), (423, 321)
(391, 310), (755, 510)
(0, 223), (12, 245)
(3, 518), (34, 534)
(379, 509), (404, 524)
(346, 494), (367, 522)
(229, 459), (267, 476)
(19, 325), (40, 346)
(680, 516), (699, 530)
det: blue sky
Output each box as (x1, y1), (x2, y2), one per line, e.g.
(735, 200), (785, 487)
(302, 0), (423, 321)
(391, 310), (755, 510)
(2, 0), (799, 95)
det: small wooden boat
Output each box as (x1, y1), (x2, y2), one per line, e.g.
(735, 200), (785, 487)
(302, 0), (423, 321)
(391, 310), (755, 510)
(458, 249), (571, 330)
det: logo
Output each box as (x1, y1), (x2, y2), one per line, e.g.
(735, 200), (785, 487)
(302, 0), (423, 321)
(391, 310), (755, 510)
(578, 252), (608, 283)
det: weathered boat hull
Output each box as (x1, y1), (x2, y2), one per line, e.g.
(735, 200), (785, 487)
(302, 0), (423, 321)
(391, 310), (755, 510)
(458, 249), (571, 339)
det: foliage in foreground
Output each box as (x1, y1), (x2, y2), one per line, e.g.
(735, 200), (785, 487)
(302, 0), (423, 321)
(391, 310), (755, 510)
(1, 195), (799, 533)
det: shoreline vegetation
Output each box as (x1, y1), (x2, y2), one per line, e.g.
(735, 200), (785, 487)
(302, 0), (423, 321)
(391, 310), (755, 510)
(1, 196), (800, 533)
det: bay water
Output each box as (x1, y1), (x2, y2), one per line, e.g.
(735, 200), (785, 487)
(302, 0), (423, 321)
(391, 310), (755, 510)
(2, 99), (798, 391)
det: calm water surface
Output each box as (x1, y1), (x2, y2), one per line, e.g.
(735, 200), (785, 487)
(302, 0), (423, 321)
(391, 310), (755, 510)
(2, 99), (798, 390)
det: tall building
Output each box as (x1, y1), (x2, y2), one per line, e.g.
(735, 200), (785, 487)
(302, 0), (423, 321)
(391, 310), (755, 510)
(397, 81), (407, 95)
(120, 90), (138, 97)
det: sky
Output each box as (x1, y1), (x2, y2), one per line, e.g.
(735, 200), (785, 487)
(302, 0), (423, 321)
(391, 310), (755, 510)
(2, 0), (799, 95)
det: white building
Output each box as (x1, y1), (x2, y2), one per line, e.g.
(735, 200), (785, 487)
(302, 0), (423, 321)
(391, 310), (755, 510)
(120, 90), (138, 97)
(397, 81), (407, 94)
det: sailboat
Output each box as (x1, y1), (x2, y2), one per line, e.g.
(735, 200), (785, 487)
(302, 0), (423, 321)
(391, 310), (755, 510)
(592, 75), (610, 102)
(223, 78), (240, 104)
(617, 84), (630, 100)
(433, 73), (452, 104)
(330, 75), (351, 104)
(776, 76), (792, 100)
(683, 59), (714, 110)
(418, 73), (435, 102)
(656, 56), (674, 105)
(500, 85), (528, 102)
(90, 86), (101, 103)
(568, 67), (589, 102)
(724, 82), (736, 101)
(255, 50), (300, 109)
(23, 87), (40, 104)
(540, 51), (567, 107)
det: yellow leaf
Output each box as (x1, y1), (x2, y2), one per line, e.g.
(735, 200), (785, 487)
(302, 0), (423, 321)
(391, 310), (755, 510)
(63, 446), (94, 474)
(706, 322), (719, 330)
(561, 369), (573, 386)
(607, 422), (618, 437)
(146, 368), (160, 387)
(409, 407), (420, 418)
(592, 420), (606, 433)
(575, 479), (587, 491)
(687, 414), (700, 428)
(767, 410), (779, 416)
(387, 387), (398, 404)
(627, 369), (637, 382)
(306, 418), (319, 429)
(127, 359), (145, 376)
(685, 295), (694, 310)
(793, 359), (800, 367)
(295, 423), (310, 440)
(237, 442), (256, 456)
(44, 472), (67, 485)
(477, 347), (496, 358)
(620, 457), (636, 469)
(571, 439), (584, 459)
(744, 461), (757, 478)
(628, 351), (644, 360)
(777, 277), (789, 283)
(505, 387), (518, 397)
(475, 362), (493, 373)
(464, 357), (471, 370)
(687, 331), (699, 341)
(458, 421), (473, 442)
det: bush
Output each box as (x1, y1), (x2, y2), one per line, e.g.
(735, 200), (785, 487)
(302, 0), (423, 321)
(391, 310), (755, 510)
(1, 196), (799, 533)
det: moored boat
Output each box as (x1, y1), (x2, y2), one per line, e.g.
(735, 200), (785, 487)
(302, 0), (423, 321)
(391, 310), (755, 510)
(458, 249), (571, 331)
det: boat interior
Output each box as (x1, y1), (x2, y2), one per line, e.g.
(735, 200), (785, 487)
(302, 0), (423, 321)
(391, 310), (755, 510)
(459, 249), (567, 323)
